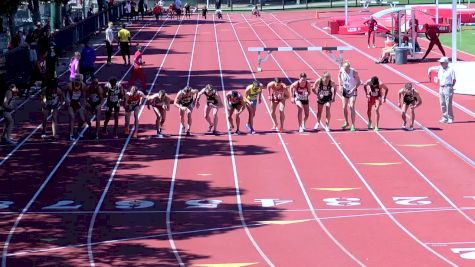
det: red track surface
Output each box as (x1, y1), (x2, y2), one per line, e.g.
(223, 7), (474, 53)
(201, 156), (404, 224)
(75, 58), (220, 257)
(0, 9), (474, 266)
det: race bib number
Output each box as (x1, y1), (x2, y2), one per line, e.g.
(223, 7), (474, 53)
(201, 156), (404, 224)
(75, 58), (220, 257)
(90, 94), (99, 103)
(72, 91), (81, 100)
(370, 90), (379, 97)
(296, 92), (308, 101)
(110, 95), (119, 102)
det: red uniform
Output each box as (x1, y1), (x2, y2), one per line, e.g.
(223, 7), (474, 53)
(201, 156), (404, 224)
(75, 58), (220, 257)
(367, 84), (381, 106)
(422, 25), (446, 60)
(129, 50), (146, 89)
(364, 18), (377, 46)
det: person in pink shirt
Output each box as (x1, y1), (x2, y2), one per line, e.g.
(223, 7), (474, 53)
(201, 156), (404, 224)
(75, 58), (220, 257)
(128, 45), (146, 90)
(69, 52), (81, 81)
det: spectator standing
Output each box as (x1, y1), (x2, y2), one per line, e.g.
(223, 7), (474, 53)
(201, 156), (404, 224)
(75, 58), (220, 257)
(436, 57), (456, 123)
(138, 0), (145, 20)
(46, 46), (59, 80)
(69, 52), (81, 81)
(105, 22), (115, 64)
(118, 24), (131, 65)
(201, 5), (208, 19)
(363, 16), (378, 48)
(80, 41), (97, 81)
(125, 1), (132, 22)
(1, 84), (19, 145)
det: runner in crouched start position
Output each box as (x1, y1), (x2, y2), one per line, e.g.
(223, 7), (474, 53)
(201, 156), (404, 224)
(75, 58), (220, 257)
(226, 90), (245, 135)
(267, 77), (288, 132)
(148, 90), (170, 138)
(41, 79), (63, 139)
(398, 82), (422, 131)
(103, 77), (125, 138)
(124, 85), (145, 138)
(174, 86), (198, 136)
(364, 76), (388, 131)
(313, 71), (336, 131)
(290, 72), (312, 133)
(85, 78), (104, 139)
(244, 80), (263, 134)
(65, 74), (87, 141)
(196, 84), (222, 135)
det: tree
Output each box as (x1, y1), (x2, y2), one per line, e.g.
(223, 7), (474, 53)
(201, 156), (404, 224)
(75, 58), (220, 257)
(27, 0), (41, 25)
(0, 0), (22, 41)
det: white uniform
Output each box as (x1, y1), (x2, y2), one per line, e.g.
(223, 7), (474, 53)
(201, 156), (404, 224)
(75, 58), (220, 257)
(340, 67), (358, 98)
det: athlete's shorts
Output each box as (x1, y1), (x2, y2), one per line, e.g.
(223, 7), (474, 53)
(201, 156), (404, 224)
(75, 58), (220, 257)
(368, 96), (381, 107)
(87, 101), (101, 112)
(107, 101), (120, 113)
(343, 89), (357, 98)
(317, 95), (332, 105)
(70, 101), (82, 112)
(248, 99), (257, 109)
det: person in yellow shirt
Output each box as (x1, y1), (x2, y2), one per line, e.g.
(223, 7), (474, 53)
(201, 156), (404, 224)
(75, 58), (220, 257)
(118, 24), (131, 65)
(244, 80), (263, 134)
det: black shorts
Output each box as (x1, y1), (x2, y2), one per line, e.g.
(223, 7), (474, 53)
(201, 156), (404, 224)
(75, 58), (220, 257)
(120, 42), (130, 55)
(44, 104), (59, 111)
(107, 101), (120, 113)
(403, 100), (417, 106)
(87, 101), (101, 111)
(70, 101), (82, 112)
(207, 100), (218, 106)
(296, 99), (308, 105)
(176, 9), (182, 15)
(230, 103), (242, 110)
(317, 95), (332, 105)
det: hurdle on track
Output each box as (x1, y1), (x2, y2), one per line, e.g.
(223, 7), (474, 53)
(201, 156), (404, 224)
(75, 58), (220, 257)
(248, 46), (353, 72)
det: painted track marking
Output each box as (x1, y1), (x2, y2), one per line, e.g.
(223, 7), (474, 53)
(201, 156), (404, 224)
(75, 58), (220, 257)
(215, 15), (275, 266)
(236, 13), (364, 266)
(251, 14), (457, 266)
(86, 19), (183, 267)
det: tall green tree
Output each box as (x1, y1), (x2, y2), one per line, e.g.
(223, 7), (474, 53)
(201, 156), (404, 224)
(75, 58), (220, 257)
(0, 0), (22, 40)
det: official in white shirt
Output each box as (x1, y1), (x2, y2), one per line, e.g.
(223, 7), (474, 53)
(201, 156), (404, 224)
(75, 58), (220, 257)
(105, 22), (115, 65)
(437, 57), (456, 123)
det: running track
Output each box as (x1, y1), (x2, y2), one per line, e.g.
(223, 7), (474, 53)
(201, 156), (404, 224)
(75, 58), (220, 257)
(0, 10), (474, 266)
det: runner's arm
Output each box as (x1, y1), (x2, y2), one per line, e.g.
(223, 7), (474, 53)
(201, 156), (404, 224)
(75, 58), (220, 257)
(381, 83), (389, 102)
(414, 90), (422, 108)
(174, 92), (183, 109)
(266, 82), (273, 100)
(331, 81), (337, 102)
(353, 70), (361, 88)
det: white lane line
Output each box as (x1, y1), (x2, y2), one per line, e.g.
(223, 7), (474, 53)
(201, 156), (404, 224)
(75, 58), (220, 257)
(271, 14), (475, 224)
(6, 206), (469, 258)
(237, 13), (364, 266)
(86, 20), (182, 267)
(0, 22), (154, 167)
(165, 15), (199, 267)
(215, 15), (275, 266)
(255, 14), (457, 266)
(308, 22), (475, 168)
(0, 21), (166, 267)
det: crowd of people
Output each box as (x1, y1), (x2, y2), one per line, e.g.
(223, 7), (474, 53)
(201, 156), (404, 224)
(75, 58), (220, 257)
(1, 8), (459, 145)
(2, 54), (435, 145)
